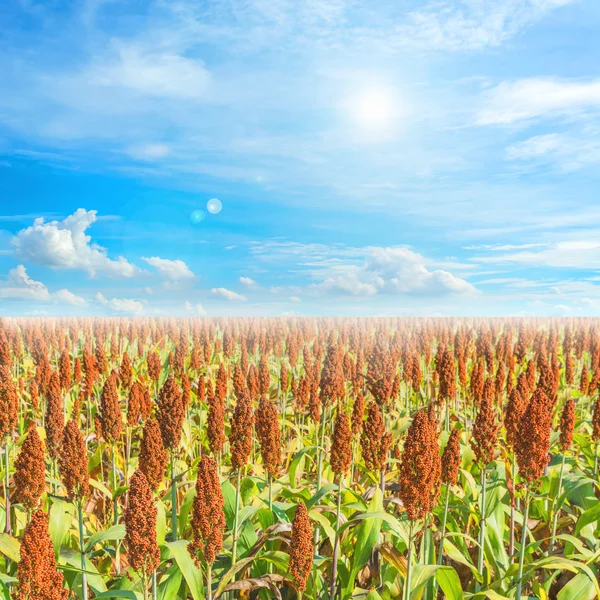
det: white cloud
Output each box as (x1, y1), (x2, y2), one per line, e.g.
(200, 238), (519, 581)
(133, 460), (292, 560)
(142, 256), (195, 280)
(89, 43), (210, 100)
(13, 209), (139, 278)
(185, 301), (207, 315)
(0, 265), (85, 305)
(474, 241), (600, 269)
(53, 288), (87, 306)
(211, 287), (247, 301)
(289, 296), (301, 303)
(477, 77), (600, 125)
(96, 292), (144, 314)
(126, 143), (170, 161)
(312, 247), (477, 297)
(506, 133), (600, 172)
(239, 276), (259, 288)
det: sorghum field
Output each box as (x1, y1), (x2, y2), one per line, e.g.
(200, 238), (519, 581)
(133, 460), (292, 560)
(1, 318), (600, 600)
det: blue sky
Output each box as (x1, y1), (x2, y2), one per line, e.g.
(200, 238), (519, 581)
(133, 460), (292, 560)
(1, 0), (600, 316)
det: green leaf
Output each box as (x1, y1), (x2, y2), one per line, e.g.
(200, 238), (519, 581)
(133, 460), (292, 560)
(0, 533), (20, 562)
(85, 525), (126, 553)
(158, 564), (183, 600)
(89, 588), (139, 600)
(434, 566), (463, 600)
(165, 539), (205, 600)
(576, 502), (600, 535)
(345, 487), (383, 596)
(557, 571), (597, 600)
(49, 498), (74, 555)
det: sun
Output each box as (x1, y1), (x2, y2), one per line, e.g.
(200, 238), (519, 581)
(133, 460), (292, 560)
(343, 84), (401, 139)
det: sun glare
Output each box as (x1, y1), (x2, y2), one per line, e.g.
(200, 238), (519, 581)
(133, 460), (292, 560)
(344, 84), (401, 139)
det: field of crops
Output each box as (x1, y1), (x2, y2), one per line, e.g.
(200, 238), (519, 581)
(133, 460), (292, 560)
(1, 317), (600, 600)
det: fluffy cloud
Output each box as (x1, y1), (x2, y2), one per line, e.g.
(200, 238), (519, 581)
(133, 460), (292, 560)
(475, 241), (600, 269)
(142, 256), (195, 280)
(90, 43), (210, 100)
(239, 276), (259, 288)
(477, 77), (600, 125)
(0, 265), (85, 305)
(313, 247), (476, 297)
(185, 301), (207, 315)
(13, 209), (139, 278)
(506, 133), (600, 172)
(211, 287), (247, 301)
(96, 292), (144, 313)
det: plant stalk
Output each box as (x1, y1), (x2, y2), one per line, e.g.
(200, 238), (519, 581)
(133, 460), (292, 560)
(437, 484), (451, 565)
(476, 468), (487, 592)
(231, 469), (242, 567)
(330, 479), (343, 600)
(404, 522), (415, 600)
(170, 452), (177, 541)
(516, 492), (531, 600)
(549, 453), (566, 554)
(78, 500), (89, 600)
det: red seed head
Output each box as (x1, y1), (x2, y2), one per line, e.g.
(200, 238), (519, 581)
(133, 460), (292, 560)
(330, 404), (352, 476)
(139, 417), (168, 491)
(189, 454), (226, 566)
(13, 426), (46, 511)
(255, 395), (282, 477)
(471, 378), (498, 465)
(97, 374), (123, 443)
(125, 470), (161, 578)
(0, 365), (18, 439)
(44, 372), (64, 460)
(560, 398), (575, 452)
(15, 509), (68, 600)
(58, 418), (90, 501)
(515, 387), (552, 484)
(157, 374), (185, 451)
(229, 392), (253, 471)
(398, 408), (441, 521)
(441, 427), (461, 487)
(361, 402), (392, 473)
(289, 502), (314, 592)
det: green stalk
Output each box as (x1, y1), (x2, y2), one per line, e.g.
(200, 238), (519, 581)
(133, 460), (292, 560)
(78, 500), (89, 600)
(111, 444), (118, 525)
(231, 469), (242, 567)
(509, 457), (517, 557)
(207, 562), (213, 600)
(152, 571), (157, 600)
(170, 452), (177, 541)
(437, 484), (451, 565)
(516, 493), (531, 600)
(268, 473), (273, 512)
(476, 469), (487, 592)
(549, 453), (566, 554)
(330, 478), (343, 600)
(314, 405), (327, 552)
(404, 522), (415, 600)
(594, 441), (599, 479)
(3, 441), (10, 536)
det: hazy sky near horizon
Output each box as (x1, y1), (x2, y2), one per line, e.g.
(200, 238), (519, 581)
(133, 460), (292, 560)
(1, 0), (600, 317)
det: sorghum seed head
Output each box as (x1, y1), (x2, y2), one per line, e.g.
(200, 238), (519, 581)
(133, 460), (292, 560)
(13, 426), (46, 511)
(398, 408), (441, 521)
(289, 502), (314, 593)
(125, 470), (161, 577)
(441, 427), (461, 487)
(15, 509), (68, 600)
(58, 418), (90, 502)
(189, 454), (226, 566)
(139, 417), (168, 491)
